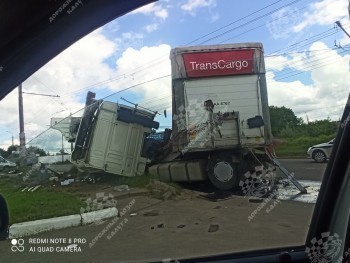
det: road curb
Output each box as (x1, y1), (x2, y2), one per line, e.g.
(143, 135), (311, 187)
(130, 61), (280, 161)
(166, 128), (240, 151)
(9, 207), (119, 238)
(81, 207), (118, 225)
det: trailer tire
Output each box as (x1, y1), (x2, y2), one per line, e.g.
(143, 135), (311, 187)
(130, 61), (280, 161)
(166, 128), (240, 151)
(208, 156), (238, 190)
(0, 194), (9, 240)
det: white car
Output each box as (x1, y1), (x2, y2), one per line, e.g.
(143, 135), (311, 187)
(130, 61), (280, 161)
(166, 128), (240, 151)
(0, 156), (16, 170)
(307, 139), (334, 163)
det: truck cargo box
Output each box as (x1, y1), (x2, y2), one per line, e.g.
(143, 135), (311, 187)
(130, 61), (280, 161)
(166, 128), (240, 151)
(170, 43), (272, 154)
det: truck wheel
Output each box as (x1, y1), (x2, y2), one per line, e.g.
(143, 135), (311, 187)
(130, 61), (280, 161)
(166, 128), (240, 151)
(0, 194), (9, 240)
(208, 157), (238, 190)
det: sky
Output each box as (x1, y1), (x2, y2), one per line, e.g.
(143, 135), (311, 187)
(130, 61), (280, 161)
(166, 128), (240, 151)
(0, 0), (349, 152)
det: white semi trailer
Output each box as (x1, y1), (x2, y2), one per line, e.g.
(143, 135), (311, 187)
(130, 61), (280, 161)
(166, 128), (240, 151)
(148, 43), (275, 190)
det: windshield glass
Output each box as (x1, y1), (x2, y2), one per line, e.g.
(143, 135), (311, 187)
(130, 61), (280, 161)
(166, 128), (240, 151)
(0, 0), (349, 262)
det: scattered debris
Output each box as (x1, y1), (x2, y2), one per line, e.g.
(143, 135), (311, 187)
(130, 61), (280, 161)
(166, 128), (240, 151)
(162, 191), (172, 200)
(130, 213), (137, 216)
(114, 185), (130, 192)
(208, 224), (219, 233)
(59, 178), (75, 186)
(198, 191), (233, 202)
(248, 197), (263, 203)
(49, 176), (59, 182)
(31, 185), (41, 192)
(281, 180), (290, 187)
(60, 180), (71, 186)
(143, 210), (159, 217)
(146, 179), (182, 200)
(21, 187), (29, 192)
(151, 223), (165, 229)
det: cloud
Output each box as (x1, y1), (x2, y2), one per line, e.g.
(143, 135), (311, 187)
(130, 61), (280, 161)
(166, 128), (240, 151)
(181, 0), (216, 14)
(266, 41), (350, 121)
(110, 44), (172, 111)
(265, 55), (290, 71)
(131, 3), (168, 20)
(266, 52), (308, 73)
(144, 23), (159, 33)
(293, 0), (348, 32)
(266, 6), (304, 39)
(0, 28), (117, 149)
(114, 32), (144, 52)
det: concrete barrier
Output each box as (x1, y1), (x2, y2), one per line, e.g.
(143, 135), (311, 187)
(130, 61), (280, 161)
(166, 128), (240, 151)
(9, 214), (81, 238)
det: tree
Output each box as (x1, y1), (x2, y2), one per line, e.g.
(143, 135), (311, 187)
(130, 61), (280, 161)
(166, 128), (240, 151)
(6, 145), (19, 158)
(0, 148), (6, 157)
(305, 119), (338, 137)
(27, 146), (47, 156)
(269, 106), (303, 136)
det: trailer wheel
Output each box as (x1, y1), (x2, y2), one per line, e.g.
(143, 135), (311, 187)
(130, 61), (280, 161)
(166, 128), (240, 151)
(0, 194), (9, 240)
(208, 156), (238, 190)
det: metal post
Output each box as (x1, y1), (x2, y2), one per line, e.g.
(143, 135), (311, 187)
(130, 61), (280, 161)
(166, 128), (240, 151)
(336, 21), (350, 39)
(62, 134), (64, 162)
(18, 84), (25, 147)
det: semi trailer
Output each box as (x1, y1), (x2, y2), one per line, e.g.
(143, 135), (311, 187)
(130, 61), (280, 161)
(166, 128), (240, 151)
(147, 42), (275, 190)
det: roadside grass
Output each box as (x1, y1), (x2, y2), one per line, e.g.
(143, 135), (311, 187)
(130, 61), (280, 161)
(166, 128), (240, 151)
(275, 134), (336, 158)
(0, 167), (183, 224)
(0, 176), (83, 224)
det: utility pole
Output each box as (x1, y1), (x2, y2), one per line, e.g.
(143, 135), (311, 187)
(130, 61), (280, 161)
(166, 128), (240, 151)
(336, 21), (350, 39)
(18, 84), (25, 147)
(62, 134), (64, 162)
(17, 85), (60, 150)
(305, 112), (309, 124)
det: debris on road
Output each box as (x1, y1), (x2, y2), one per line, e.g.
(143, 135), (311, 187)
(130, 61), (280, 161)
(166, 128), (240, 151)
(248, 197), (263, 203)
(208, 224), (219, 233)
(143, 210), (160, 217)
(114, 185), (129, 192)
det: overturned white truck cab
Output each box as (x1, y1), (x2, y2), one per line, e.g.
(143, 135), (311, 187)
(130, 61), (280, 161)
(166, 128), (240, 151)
(71, 97), (159, 177)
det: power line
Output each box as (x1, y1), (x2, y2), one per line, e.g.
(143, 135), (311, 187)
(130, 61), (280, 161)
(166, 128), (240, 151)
(199, 0), (304, 45)
(56, 0), (309, 99)
(26, 74), (170, 145)
(186, 0), (285, 45)
(218, 5), (309, 44)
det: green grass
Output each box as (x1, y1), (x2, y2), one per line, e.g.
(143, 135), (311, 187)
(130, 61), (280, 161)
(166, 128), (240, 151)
(275, 134), (336, 158)
(0, 176), (83, 224)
